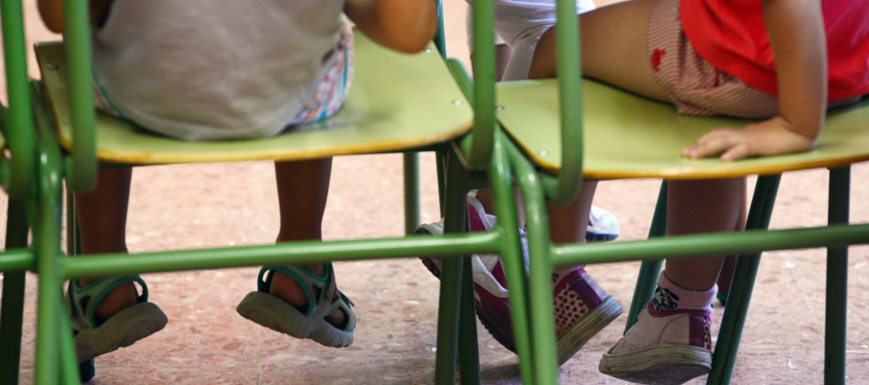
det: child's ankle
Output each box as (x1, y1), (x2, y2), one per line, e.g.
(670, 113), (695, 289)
(652, 272), (717, 315)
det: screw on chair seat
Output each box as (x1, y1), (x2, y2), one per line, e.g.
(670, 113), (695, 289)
(496, 78), (869, 180)
(35, 29), (473, 165)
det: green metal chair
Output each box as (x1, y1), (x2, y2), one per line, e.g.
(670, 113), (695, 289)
(461, 0), (869, 384)
(0, 0), (41, 384)
(23, 1), (536, 384)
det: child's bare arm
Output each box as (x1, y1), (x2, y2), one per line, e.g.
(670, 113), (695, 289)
(682, 0), (826, 161)
(344, 0), (438, 54)
(38, 0), (114, 33)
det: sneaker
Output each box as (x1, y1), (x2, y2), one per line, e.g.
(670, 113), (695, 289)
(587, 206), (620, 241)
(599, 301), (713, 384)
(416, 195), (622, 365)
(553, 268), (623, 364)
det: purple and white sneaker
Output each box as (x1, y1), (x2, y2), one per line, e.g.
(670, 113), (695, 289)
(416, 193), (622, 364)
(599, 301), (713, 384)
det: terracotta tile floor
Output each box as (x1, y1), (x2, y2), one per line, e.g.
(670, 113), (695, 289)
(2, 0), (869, 384)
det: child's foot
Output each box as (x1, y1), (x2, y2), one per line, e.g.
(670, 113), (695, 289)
(598, 302), (713, 384)
(599, 274), (716, 384)
(268, 266), (346, 328)
(237, 264), (356, 348)
(587, 205), (621, 241)
(82, 279), (138, 321)
(552, 268), (623, 364)
(416, 196), (622, 364)
(67, 276), (168, 363)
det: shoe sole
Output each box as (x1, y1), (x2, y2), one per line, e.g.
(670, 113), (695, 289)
(556, 296), (623, 365)
(74, 302), (168, 362)
(237, 291), (354, 348)
(599, 343), (712, 385)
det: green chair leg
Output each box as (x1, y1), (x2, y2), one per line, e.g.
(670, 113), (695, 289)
(457, 256), (481, 385)
(0, 200), (29, 385)
(58, 304), (81, 385)
(434, 149), (469, 385)
(403, 153), (420, 235)
(625, 181), (668, 332)
(825, 166), (850, 385)
(708, 174), (782, 385)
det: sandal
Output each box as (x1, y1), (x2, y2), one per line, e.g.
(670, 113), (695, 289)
(67, 275), (168, 363)
(236, 264), (356, 348)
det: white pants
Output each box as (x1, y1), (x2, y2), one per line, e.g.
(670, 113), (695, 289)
(466, 0), (596, 80)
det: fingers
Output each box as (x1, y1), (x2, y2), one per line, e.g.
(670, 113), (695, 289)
(681, 128), (749, 160)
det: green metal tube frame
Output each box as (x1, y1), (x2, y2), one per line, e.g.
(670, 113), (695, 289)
(547, 0), (584, 205)
(0, 0), (36, 199)
(62, 0), (98, 193)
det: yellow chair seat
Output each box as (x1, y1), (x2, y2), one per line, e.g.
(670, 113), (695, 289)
(497, 79), (869, 180)
(36, 30), (472, 164)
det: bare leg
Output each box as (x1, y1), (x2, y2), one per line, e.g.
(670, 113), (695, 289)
(664, 178), (746, 291)
(529, 0), (669, 102)
(75, 168), (138, 320)
(716, 197), (747, 297)
(269, 158), (345, 327)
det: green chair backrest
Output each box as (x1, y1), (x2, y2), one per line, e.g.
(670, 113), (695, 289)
(470, 0), (585, 204)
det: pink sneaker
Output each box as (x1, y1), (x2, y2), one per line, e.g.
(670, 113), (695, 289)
(416, 194), (622, 364)
(553, 268), (623, 364)
(599, 301), (713, 384)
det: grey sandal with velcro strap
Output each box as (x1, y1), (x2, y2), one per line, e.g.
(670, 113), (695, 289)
(67, 275), (168, 362)
(236, 264), (356, 348)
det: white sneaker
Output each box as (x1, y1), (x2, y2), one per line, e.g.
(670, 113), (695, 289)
(587, 205), (620, 241)
(599, 301), (713, 384)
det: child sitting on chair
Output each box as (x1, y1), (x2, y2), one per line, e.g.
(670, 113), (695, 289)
(527, 0), (868, 383)
(417, 0), (630, 367)
(37, 0), (437, 377)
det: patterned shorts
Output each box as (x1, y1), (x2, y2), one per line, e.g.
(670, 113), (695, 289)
(647, 0), (779, 118)
(94, 22), (354, 128)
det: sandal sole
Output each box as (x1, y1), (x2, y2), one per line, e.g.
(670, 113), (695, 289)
(74, 302), (167, 362)
(237, 291), (353, 348)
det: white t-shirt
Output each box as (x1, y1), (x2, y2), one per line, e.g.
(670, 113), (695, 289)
(92, 0), (345, 141)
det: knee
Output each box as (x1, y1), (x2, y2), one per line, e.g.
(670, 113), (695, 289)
(528, 26), (557, 79)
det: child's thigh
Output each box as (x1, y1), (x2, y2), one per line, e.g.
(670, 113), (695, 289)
(579, 0), (668, 102)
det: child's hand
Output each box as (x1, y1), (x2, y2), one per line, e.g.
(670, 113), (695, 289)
(681, 116), (817, 161)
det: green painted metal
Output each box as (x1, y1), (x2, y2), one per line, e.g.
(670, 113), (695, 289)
(66, 188), (79, 256)
(403, 153), (420, 235)
(549, 0), (584, 205)
(825, 166), (850, 385)
(708, 175), (781, 385)
(33, 114), (67, 385)
(551, 222), (869, 268)
(446, 59), (474, 102)
(0, 200), (30, 385)
(58, 306), (82, 385)
(61, 231), (501, 278)
(62, 0), (97, 193)
(467, 0), (496, 169)
(489, 133), (535, 385)
(0, 250), (33, 272)
(508, 139), (560, 385)
(0, 0), (36, 199)
(457, 256), (482, 385)
(625, 181), (667, 332)
(433, 0), (446, 57)
(434, 149), (469, 385)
